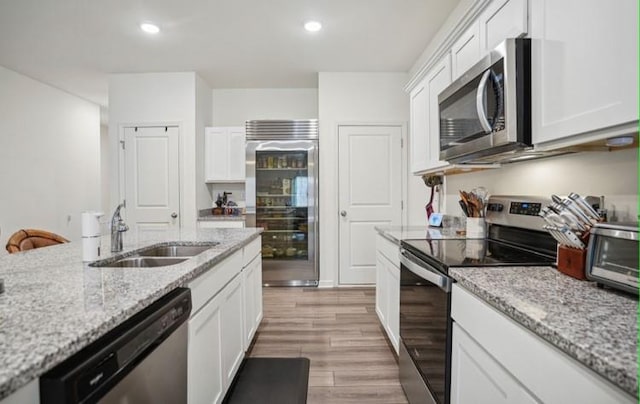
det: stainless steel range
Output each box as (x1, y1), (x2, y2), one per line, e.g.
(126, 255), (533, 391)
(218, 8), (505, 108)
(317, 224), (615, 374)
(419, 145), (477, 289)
(399, 195), (557, 404)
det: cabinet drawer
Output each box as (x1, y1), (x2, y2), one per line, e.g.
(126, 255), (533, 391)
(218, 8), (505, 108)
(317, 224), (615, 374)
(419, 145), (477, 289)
(188, 250), (242, 315)
(243, 237), (261, 267)
(376, 234), (400, 267)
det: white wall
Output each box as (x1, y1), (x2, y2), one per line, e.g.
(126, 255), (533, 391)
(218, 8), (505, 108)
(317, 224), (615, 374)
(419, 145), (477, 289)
(318, 72), (419, 286)
(108, 72), (198, 228)
(195, 76), (213, 210)
(212, 88), (318, 126)
(100, 125), (110, 215)
(0, 65), (100, 245)
(444, 149), (638, 221)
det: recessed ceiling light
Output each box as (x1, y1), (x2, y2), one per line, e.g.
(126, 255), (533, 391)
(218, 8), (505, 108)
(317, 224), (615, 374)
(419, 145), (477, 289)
(304, 21), (322, 32)
(140, 22), (160, 34)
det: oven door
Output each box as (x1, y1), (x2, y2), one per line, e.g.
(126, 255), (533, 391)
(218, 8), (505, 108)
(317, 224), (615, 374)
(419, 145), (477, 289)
(438, 38), (530, 164)
(399, 248), (453, 404)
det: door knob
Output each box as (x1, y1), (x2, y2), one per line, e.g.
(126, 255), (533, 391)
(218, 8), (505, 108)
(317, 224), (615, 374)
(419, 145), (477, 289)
(340, 210), (347, 217)
(171, 212), (178, 219)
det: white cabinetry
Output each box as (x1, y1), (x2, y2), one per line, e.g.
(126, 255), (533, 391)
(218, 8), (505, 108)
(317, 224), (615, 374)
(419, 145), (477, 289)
(530, 0), (638, 147)
(451, 22), (480, 81)
(451, 284), (635, 404)
(187, 239), (263, 404)
(205, 127), (246, 182)
(409, 55), (452, 175)
(478, 0), (527, 54)
(375, 234), (400, 354)
(451, 323), (537, 404)
(188, 284), (225, 404)
(242, 238), (263, 351)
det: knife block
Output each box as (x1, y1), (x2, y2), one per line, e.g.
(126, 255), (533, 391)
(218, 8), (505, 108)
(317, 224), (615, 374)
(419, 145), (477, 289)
(556, 245), (587, 280)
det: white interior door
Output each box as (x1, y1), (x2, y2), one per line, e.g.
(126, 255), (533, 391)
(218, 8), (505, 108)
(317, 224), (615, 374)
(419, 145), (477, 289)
(124, 126), (180, 232)
(338, 125), (402, 285)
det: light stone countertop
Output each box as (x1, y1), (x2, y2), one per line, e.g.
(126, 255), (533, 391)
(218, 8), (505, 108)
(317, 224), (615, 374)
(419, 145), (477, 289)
(197, 208), (245, 221)
(375, 225), (465, 244)
(0, 227), (261, 399)
(450, 266), (638, 397)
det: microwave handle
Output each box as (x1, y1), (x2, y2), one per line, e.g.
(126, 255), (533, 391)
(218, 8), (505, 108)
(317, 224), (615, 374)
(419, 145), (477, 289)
(476, 70), (493, 133)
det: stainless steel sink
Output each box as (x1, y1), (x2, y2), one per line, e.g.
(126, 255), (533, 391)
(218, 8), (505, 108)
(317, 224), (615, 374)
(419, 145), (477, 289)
(101, 257), (189, 268)
(90, 242), (219, 268)
(137, 244), (218, 257)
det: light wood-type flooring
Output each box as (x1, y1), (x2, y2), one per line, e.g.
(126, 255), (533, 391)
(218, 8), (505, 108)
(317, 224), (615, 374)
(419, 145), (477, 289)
(247, 287), (409, 404)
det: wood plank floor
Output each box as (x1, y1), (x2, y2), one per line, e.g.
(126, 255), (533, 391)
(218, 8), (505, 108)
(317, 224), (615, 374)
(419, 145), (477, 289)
(247, 287), (409, 404)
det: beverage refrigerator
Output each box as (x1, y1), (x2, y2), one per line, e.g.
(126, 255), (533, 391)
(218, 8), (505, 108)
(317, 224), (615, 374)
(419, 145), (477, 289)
(245, 120), (319, 286)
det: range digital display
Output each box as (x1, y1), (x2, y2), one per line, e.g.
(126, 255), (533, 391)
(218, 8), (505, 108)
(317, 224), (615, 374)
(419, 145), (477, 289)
(509, 202), (542, 216)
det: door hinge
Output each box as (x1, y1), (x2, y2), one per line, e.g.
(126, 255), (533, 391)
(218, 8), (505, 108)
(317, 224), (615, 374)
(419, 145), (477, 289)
(120, 140), (125, 150)
(401, 138), (404, 148)
(401, 200), (404, 210)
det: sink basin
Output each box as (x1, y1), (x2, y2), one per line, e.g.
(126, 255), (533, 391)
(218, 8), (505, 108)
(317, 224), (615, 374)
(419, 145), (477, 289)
(99, 257), (189, 268)
(137, 244), (218, 257)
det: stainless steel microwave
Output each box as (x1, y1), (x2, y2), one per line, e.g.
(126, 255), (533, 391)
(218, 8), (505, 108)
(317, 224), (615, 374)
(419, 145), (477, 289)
(438, 38), (531, 163)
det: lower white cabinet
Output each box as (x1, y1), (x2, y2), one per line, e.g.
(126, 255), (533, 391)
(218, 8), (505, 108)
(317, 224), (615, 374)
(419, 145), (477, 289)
(187, 238), (263, 404)
(220, 275), (245, 389)
(375, 234), (400, 354)
(451, 323), (538, 404)
(188, 285), (225, 404)
(451, 284), (635, 404)
(242, 254), (263, 351)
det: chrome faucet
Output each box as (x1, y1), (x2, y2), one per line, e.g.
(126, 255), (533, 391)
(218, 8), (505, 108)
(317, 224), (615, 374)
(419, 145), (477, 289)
(111, 203), (129, 252)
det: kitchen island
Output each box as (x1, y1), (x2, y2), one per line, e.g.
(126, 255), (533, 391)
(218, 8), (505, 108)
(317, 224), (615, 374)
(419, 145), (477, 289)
(0, 227), (261, 401)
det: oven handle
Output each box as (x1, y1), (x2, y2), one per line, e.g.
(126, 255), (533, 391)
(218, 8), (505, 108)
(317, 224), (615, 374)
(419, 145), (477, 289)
(400, 249), (452, 292)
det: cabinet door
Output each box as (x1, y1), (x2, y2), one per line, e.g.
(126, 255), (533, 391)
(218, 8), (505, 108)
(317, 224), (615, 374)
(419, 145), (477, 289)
(221, 274), (245, 388)
(530, 0), (638, 145)
(409, 77), (429, 174)
(228, 127), (246, 181)
(243, 254), (262, 351)
(205, 127), (229, 182)
(478, 0), (528, 54)
(188, 291), (224, 404)
(386, 258), (400, 355)
(451, 22), (481, 80)
(375, 253), (387, 326)
(451, 323), (539, 404)
(426, 55), (452, 170)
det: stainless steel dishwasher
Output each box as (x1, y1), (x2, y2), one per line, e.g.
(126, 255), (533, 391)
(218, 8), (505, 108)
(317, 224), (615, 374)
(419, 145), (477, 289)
(40, 288), (192, 404)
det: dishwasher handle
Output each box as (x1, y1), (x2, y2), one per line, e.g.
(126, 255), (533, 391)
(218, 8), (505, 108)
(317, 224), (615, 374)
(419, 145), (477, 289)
(400, 249), (452, 292)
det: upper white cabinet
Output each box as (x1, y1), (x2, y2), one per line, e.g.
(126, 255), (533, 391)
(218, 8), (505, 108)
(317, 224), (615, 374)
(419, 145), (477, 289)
(478, 0), (528, 54)
(410, 76), (429, 174)
(530, 0), (638, 147)
(205, 127), (246, 182)
(410, 55), (452, 175)
(451, 22), (481, 81)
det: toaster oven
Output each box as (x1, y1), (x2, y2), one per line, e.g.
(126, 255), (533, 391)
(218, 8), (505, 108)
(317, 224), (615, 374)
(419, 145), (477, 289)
(586, 222), (638, 295)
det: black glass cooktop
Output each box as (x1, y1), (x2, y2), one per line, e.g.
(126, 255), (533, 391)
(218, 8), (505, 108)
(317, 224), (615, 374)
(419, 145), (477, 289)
(401, 238), (556, 274)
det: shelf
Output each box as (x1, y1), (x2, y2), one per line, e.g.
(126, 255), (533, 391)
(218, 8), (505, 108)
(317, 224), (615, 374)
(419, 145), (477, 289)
(259, 217), (304, 221)
(263, 230), (306, 233)
(257, 206), (308, 209)
(256, 168), (307, 171)
(262, 255), (309, 261)
(257, 193), (295, 197)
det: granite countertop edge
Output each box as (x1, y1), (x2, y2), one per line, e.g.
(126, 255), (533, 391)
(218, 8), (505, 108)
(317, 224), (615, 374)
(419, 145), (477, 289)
(197, 214), (246, 222)
(0, 229), (261, 400)
(451, 271), (637, 398)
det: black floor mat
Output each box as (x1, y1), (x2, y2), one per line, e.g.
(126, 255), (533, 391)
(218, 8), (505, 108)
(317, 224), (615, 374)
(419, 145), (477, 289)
(223, 357), (310, 404)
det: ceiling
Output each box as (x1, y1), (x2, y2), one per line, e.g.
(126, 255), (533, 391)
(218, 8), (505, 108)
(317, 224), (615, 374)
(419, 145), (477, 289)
(0, 0), (459, 107)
